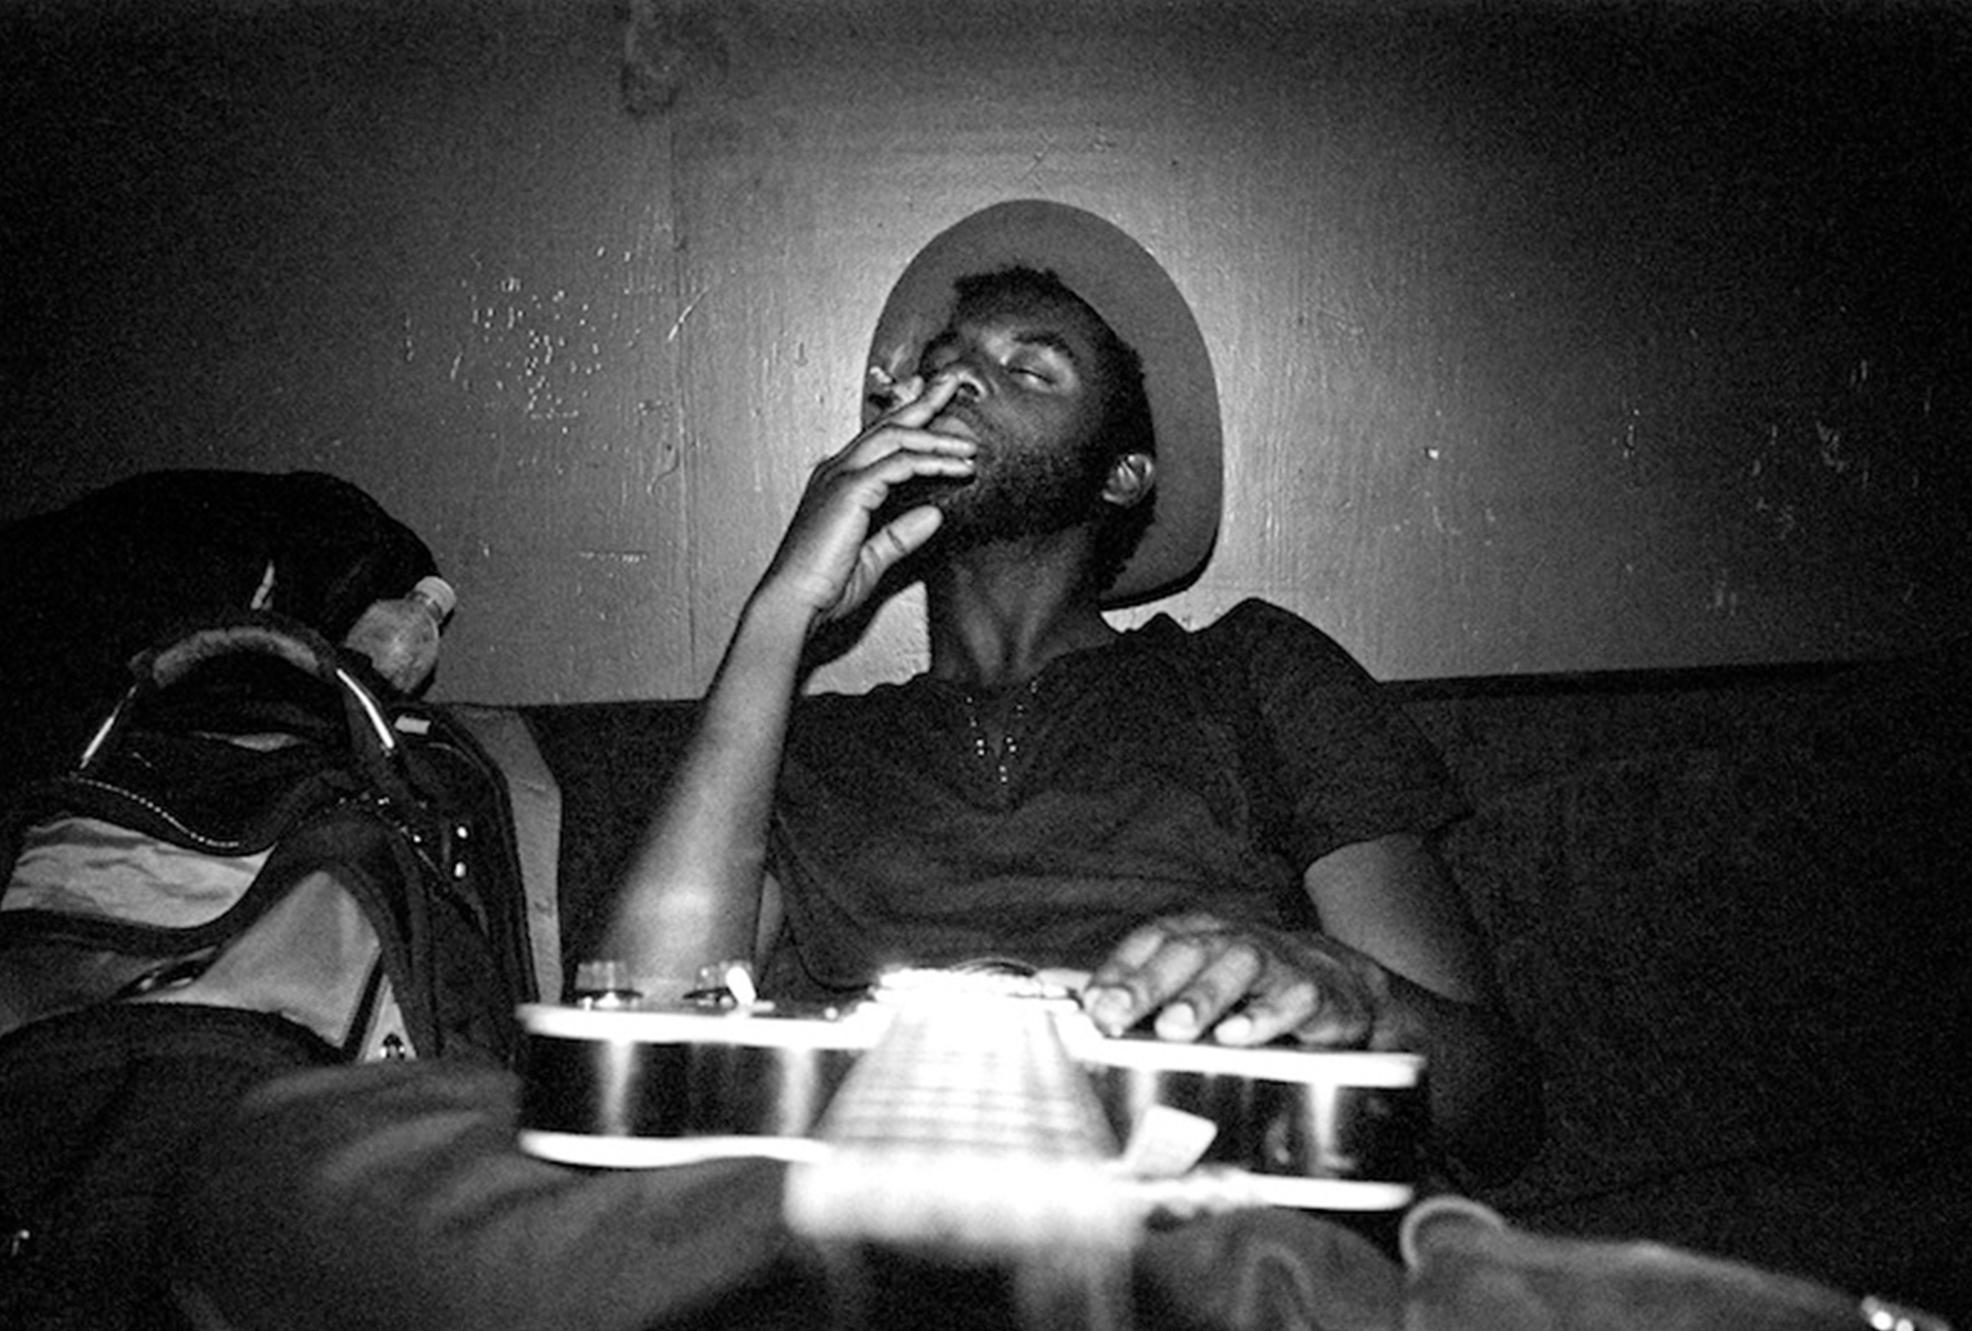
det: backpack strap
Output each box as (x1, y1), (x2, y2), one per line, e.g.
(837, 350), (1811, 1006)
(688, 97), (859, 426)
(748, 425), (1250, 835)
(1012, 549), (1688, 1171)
(445, 705), (565, 1003)
(84, 612), (408, 803)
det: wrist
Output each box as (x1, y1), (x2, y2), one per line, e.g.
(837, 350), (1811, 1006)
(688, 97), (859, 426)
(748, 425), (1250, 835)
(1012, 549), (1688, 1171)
(1330, 948), (1414, 1052)
(703, 589), (817, 701)
(738, 582), (821, 643)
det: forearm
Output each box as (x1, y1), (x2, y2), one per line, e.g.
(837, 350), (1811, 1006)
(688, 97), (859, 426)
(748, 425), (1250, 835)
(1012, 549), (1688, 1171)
(1374, 966), (1544, 1187)
(598, 377), (967, 991)
(1240, 923), (1543, 1184)
(1301, 834), (1544, 1182)
(600, 591), (813, 993)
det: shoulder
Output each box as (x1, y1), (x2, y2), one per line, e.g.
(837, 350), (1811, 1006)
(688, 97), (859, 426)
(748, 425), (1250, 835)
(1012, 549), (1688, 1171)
(798, 675), (937, 716)
(1188, 599), (1378, 689)
(788, 676), (940, 745)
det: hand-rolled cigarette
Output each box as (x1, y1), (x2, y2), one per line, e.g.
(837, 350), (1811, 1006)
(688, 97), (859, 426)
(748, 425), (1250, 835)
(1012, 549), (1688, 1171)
(865, 364), (928, 414)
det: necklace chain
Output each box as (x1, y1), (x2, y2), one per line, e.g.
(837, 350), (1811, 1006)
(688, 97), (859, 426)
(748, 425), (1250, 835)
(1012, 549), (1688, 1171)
(961, 676), (1044, 787)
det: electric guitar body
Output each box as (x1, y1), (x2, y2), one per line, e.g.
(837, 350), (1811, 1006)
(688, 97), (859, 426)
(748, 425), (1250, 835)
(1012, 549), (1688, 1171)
(516, 971), (1427, 1329)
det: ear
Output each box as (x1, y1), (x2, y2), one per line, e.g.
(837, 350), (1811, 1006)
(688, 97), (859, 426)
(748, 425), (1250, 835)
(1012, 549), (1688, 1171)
(1102, 452), (1156, 510)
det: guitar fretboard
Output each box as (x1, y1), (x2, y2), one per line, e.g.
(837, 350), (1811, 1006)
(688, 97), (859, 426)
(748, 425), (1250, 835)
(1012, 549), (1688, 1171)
(782, 980), (1141, 1329)
(785, 983), (1137, 1251)
(818, 989), (1111, 1158)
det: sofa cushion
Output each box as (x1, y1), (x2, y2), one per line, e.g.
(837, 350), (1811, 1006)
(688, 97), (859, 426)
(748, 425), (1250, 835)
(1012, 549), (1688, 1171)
(1406, 648), (1971, 1283)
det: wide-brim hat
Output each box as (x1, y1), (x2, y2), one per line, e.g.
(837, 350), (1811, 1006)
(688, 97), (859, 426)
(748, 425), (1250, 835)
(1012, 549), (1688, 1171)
(866, 199), (1222, 606)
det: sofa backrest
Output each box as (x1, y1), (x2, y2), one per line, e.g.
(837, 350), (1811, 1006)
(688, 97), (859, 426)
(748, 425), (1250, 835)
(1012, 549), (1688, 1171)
(516, 639), (1970, 1218)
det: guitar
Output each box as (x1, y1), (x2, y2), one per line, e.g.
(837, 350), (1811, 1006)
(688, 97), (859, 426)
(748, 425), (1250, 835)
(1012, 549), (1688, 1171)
(517, 968), (1425, 1194)
(515, 970), (1426, 1325)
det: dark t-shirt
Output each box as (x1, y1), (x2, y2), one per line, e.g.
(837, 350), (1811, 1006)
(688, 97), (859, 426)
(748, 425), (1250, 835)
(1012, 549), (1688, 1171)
(764, 599), (1466, 1001)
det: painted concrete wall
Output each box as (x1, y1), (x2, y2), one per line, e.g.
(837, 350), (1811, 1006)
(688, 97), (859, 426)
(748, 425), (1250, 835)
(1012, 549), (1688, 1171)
(4, 0), (1967, 703)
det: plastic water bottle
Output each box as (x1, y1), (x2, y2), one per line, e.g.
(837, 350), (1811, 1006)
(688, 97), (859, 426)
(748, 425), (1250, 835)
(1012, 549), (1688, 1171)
(342, 574), (457, 694)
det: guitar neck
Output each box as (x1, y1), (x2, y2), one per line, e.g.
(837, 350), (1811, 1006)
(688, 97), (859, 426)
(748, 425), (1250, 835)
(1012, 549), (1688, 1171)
(786, 982), (1132, 1245)
(782, 977), (1141, 1330)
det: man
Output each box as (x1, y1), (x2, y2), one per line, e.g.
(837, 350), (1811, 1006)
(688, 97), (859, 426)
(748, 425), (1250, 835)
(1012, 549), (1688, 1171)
(604, 200), (1539, 1185)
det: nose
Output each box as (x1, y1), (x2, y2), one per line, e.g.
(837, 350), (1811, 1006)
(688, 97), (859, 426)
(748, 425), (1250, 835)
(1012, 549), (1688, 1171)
(940, 356), (986, 403)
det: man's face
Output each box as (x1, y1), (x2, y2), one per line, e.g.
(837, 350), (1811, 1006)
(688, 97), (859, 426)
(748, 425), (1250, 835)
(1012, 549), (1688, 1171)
(910, 285), (1120, 546)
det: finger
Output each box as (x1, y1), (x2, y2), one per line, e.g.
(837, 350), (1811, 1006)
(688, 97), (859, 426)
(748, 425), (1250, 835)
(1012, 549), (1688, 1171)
(827, 505), (946, 619)
(1089, 912), (1223, 984)
(1206, 968), (1322, 1047)
(864, 452), (976, 526)
(826, 415), (975, 482)
(1221, 962), (1372, 1049)
(884, 371), (959, 429)
(1084, 921), (1185, 1030)
(1084, 922), (1228, 1036)
(1151, 942), (1265, 1043)
(804, 442), (974, 529)
(766, 445), (972, 621)
(1090, 920), (1181, 983)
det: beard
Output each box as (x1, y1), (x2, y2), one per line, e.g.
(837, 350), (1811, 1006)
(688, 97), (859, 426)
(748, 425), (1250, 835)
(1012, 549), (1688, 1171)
(912, 406), (1114, 551)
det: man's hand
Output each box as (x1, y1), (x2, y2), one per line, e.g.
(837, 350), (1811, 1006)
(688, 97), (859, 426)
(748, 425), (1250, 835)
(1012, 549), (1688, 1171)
(757, 372), (975, 626)
(1080, 912), (1396, 1049)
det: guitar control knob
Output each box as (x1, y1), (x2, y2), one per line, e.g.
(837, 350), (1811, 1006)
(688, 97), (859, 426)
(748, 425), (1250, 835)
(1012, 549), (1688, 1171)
(569, 959), (642, 1009)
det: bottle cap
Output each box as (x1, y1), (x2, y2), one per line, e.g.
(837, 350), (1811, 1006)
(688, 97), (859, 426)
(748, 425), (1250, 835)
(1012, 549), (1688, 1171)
(411, 575), (457, 620)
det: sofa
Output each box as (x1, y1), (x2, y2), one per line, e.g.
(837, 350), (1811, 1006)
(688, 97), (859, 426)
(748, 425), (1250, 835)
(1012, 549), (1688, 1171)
(513, 636), (1972, 1322)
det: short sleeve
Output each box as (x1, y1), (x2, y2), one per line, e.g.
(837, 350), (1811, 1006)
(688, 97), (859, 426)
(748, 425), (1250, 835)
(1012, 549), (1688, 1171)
(1201, 600), (1468, 869)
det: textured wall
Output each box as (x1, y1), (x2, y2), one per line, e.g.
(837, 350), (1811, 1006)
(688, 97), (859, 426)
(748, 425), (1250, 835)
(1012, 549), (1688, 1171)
(3, 2), (698, 699)
(4, 0), (1967, 702)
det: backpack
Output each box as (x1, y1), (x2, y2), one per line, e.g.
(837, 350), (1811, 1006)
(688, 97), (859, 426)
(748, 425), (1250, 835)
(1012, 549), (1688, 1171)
(0, 469), (443, 815)
(0, 610), (539, 1328)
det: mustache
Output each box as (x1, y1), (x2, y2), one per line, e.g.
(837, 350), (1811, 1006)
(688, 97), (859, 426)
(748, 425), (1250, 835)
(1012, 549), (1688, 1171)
(929, 395), (989, 438)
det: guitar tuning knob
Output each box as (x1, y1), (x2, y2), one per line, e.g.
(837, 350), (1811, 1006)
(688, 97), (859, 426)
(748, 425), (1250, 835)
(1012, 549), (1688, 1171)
(687, 959), (758, 1008)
